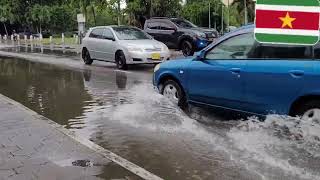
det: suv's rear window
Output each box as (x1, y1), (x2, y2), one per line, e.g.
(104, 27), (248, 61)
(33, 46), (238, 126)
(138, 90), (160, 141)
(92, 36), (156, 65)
(171, 19), (197, 28)
(147, 22), (160, 30)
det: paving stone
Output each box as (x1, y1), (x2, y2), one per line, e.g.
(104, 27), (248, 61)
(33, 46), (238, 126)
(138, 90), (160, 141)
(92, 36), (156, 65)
(0, 169), (16, 179)
(0, 95), (140, 180)
(0, 159), (23, 170)
(6, 173), (35, 180)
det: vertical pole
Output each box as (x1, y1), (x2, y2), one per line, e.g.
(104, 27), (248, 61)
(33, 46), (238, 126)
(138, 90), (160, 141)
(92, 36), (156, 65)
(227, 0), (230, 32)
(244, 0), (248, 24)
(150, 0), (153, 17)
(214, 3), (217, 29)
(209, 2), (211, 29)
(2, 22), (8, 36)
(117, 0), (121, 26)
(221, 3), (224, 34)
(62, 33), (65, 44)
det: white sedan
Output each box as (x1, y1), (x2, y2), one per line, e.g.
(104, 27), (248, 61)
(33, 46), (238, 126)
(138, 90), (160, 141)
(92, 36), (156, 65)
(82, 26), (171, 70)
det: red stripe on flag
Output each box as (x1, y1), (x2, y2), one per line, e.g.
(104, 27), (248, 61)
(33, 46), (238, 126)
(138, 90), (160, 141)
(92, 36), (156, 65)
(256, 10), (319, 30)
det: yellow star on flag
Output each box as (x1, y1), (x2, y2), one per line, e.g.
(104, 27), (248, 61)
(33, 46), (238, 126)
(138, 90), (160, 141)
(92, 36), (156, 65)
(279, 12), (296, 28)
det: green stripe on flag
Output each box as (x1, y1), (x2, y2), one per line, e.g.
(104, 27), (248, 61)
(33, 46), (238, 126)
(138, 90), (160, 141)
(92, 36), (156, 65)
(255, 33), (319, 45)
(257, 0), (319, 6)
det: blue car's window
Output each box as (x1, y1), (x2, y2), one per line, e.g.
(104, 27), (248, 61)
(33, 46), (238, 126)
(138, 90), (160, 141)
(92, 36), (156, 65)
(313, 44), (320, 59)
(206, 32), (313, 60)
(249, 45), (313, 59)
(206, 33), (255, 60)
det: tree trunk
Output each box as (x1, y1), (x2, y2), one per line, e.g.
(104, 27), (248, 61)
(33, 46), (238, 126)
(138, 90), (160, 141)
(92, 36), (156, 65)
(91, 6), (97, 26)
(2, 22), (8, 36)
(117, 0), (121, 26)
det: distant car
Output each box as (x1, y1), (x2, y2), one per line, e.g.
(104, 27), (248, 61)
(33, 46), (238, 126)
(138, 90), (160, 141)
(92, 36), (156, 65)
(32, 31), (52, 38)
(82, 26), (170, 70)
(153, 24), (320, 121)
(144, 17), (219, 57)
(17, 32), (33, 39)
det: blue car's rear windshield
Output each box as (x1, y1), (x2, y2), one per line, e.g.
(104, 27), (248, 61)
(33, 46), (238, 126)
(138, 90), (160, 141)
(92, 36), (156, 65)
(113, 27), (151, 40)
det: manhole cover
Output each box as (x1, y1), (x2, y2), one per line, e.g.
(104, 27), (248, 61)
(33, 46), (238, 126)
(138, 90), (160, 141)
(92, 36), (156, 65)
(72, 159), (93, 167)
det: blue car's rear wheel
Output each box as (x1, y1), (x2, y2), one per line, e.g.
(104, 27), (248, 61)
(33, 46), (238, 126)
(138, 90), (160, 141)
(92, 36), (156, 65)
(161, 80), (187, 108)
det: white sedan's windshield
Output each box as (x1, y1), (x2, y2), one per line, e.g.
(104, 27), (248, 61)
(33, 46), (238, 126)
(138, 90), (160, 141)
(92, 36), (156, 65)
(113, 27), (151, 40)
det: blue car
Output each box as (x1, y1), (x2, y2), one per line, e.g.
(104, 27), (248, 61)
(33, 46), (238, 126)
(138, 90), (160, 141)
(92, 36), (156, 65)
(153, 25), (320, 120)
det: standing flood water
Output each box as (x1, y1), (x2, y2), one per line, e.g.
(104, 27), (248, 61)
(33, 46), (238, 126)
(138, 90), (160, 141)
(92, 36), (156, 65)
(0, 56), (319, 180)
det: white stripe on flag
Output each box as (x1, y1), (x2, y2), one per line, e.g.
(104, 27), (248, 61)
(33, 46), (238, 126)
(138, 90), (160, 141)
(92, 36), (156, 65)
(256, 4), (320, 13)
(255, 28), (319, 36)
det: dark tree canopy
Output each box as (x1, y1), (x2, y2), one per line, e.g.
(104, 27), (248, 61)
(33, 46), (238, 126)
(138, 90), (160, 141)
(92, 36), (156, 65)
(0, 0), (254, 35)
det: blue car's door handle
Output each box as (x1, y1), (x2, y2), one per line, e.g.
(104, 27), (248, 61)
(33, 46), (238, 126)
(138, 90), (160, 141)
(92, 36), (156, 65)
(230, 68), (241, 74)
(289, 70), (304, 77)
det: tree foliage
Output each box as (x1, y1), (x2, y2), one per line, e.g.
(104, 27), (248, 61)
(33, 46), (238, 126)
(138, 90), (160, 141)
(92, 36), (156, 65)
(231, 0), (255, 24)
(0, 0), (254, 34)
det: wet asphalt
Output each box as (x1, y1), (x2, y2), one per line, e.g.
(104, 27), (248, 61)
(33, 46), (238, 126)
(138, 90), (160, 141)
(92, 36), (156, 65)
(0, 42), (319, 180)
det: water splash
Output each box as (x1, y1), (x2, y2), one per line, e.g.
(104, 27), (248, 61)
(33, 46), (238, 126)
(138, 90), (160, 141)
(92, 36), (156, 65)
(227, 115), (320, 180)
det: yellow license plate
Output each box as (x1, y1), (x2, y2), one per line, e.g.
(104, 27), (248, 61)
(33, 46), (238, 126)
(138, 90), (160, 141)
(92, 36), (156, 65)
(151, 53), (161, 60)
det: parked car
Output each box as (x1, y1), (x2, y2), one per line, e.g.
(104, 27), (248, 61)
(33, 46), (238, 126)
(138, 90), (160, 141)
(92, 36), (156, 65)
(82, 26), (170, 70)
(17, 32), (33, 39)
(153, 24), (320, 121)
(32, 31), (52, 38)
(144, 17), (219, 57)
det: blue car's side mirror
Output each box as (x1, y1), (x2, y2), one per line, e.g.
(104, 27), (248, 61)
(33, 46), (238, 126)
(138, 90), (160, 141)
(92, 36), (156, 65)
(195, 51), (205, 61)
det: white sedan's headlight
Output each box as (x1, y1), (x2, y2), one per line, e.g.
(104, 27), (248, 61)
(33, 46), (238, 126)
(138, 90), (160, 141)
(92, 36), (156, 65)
(154, 64), (161, 72)
(162, 45), (169, 52)
(127, 46), (143, 52)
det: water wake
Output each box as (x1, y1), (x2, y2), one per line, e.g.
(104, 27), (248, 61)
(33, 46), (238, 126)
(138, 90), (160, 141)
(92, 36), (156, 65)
(228, 115), (320, 180)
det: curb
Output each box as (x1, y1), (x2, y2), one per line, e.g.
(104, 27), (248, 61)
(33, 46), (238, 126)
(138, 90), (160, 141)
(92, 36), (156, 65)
(0, 93), (163, 180)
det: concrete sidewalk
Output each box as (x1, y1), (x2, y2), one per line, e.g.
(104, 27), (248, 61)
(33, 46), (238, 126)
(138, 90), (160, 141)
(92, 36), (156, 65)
(0, 94), (162, 180)
(0, 41), (184, 59)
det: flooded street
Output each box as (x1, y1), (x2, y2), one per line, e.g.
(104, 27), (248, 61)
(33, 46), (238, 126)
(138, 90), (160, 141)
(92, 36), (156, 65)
(0, 46), (320, 180)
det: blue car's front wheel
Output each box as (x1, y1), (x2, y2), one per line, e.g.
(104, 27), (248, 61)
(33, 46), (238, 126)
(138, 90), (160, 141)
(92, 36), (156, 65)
(161, 80), (187, 108)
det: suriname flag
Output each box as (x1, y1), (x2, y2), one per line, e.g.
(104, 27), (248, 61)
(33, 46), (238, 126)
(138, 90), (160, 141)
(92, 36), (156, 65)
(255, 0), (320, 45)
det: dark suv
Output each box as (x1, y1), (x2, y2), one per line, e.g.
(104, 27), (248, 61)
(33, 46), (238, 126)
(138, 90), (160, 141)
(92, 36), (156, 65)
(144, 17), (219, 56)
